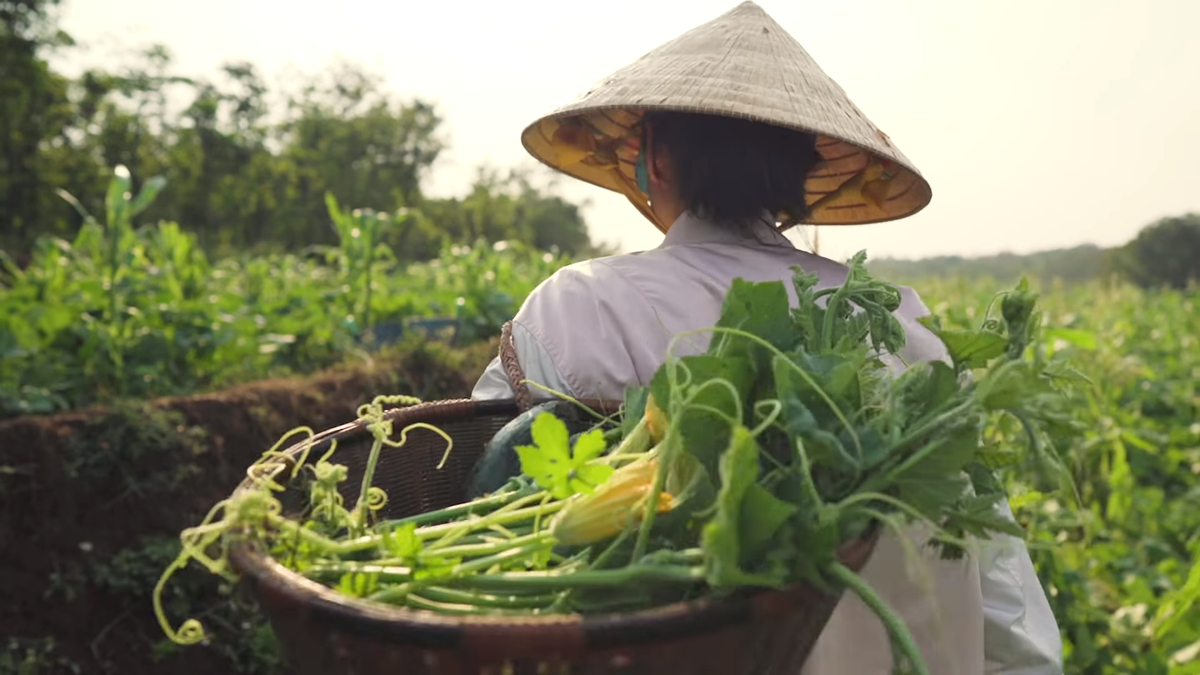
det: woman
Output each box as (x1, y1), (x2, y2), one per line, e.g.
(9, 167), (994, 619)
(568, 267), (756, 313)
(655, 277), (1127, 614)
(472, 3), (1063, 673)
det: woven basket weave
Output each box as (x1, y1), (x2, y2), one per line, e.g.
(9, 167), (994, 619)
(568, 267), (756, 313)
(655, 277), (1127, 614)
(227, 397), (878, 675)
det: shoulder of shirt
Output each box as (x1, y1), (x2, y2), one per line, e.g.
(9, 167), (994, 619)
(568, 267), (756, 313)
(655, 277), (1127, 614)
(533, 255), (632, 288)
(513, 256), (640, 320)
(520, 247), (934, 320)
(527, 249), (662, 292)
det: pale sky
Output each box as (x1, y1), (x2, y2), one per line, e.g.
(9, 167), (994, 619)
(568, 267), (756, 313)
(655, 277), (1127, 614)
(54, 0), (1200, 262)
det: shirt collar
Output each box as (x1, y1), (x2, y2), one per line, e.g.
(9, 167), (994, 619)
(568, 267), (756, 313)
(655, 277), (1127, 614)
(659, 209), (796, 250)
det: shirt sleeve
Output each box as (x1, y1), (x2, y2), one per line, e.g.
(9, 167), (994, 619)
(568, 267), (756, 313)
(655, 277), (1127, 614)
(470, 356), (513, 400)
(980, 502), (1065, 674)
(896, 285), (1064, 674)
(476, 260), (656, 403)
(893, 284), (953, 365)
(470, 321), (576, 401)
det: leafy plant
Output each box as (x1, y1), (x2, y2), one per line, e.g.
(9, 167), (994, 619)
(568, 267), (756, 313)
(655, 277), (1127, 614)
(0, 637), (81, 675)
(152, 256), (1088, 675)
(908, 274), (1200, 674)
(0, 173), (570, 418)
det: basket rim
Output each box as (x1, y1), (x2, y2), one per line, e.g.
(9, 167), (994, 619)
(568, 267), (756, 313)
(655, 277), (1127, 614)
(226, 397), (880, 646)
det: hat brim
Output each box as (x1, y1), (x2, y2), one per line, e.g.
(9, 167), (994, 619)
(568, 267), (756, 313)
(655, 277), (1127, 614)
(518, 1), (933, 234)
(521, 106), (932, 235)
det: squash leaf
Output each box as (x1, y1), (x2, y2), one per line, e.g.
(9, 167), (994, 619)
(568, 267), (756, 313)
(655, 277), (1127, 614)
(918, 316), (1009, 370)
(700, 425), (787, 589)
(515, 413), (614, 499)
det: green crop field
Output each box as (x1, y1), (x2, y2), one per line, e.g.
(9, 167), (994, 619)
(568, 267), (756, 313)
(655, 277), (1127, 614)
(1, 173), (1196, 674)
(898, 276), (1200, 673)
(0, 174), (569, 418)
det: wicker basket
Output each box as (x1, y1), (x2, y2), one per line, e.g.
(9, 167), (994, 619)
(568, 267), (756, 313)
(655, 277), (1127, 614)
(227, 398), (878, 675)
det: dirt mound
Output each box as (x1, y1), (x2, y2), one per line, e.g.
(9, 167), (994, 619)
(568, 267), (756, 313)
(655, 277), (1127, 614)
(0, 339), (497, 675)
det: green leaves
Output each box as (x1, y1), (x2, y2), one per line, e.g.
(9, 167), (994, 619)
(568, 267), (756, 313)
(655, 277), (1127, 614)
(1042, 327), (1097, 351)
(649, 354), (756, 479)
(888, 421), (980, 521)
(337, 570), (381, 598)
(515, 413), (614, 500)
(382, 521), (422, 560)
(711, 278), (794, 356)
(0, 208), (569, 417)
(931, 494), (1025, 560)
(917, 317), (1008, 370)
(653, 261), (1094, 598)
(130, 176), (168, 218)
(1000, 278), (1040, 359)
(738, 484), (798, 563)
(807, 252), (907, 356)
(701, 426), (788, 589)
(621, 386), (650, 438)
(893, 360), (960, 423)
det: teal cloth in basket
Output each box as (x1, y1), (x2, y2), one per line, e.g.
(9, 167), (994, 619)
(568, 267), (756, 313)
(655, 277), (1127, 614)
(465, 400), (600, 499)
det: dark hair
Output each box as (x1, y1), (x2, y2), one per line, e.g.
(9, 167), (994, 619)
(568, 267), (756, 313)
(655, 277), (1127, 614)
(643, 110), (820, 225)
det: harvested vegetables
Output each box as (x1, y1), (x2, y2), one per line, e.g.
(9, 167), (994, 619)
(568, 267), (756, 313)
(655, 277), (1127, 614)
(154, 252), (1083, 674)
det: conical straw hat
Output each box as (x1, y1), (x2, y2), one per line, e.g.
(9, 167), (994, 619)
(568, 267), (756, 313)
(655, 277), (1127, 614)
(520, 1), (932, 233)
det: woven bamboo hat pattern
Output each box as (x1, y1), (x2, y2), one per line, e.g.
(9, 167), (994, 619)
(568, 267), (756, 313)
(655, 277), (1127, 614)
(520, 1), (932, 233)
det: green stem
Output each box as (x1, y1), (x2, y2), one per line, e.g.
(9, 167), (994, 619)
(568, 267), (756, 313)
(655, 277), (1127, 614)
(550, 528), (636, 610)
(750, 399), (783, 437)
(826, 562), (930, 675)
(794, 435), (826, 510)
(337, 498), (564, 556)
(457, 564), (705, 592)
(367, 537), (555, 604)
(856, 434), (956, 497)
(421, 496), (563, 549)
(886, 399), (976, 458)
(610, 416), (652, 457)
(415, 586), (558, 610)
(270, 515), (361, 556)
(352, 435), (385, 534)
(429, 532), (548, 559)
(303, 563), (413, 584)
(630, 427), (678, 564)
(684, 376), (745, 424)
(665, 325), (862, 461)
(362, 226), (374, 331)
(819, 286), (849, 352)
(853, 398), (979, 497)
(835, 491), (935, 526)
(399, 593), (552, 615)
(591, 528), (636, 570)
(629, 363), (749, 566)
(832, 492), (977, 555)
(374, 488), (526, 531)
(637, 548), (705, 567)
(352, 406), (448, 535)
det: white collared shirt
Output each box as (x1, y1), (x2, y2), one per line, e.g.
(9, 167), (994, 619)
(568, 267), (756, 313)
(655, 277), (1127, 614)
(471, 211), (1063, 675)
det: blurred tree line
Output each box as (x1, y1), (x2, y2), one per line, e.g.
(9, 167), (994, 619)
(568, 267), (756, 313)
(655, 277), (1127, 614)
(1107, 214), (1200, 291)
(1, 0), (603, 262)
(867, 215), (1200, 292)
(5, 1), (1196, 288)
(866, 244), (1116, 288)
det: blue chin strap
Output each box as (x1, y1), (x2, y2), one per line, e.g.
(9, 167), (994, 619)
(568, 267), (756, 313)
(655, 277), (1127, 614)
(635, 144), (650, 194)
